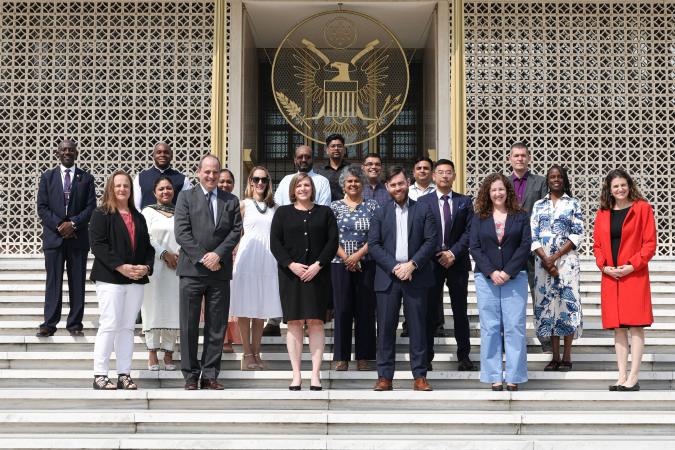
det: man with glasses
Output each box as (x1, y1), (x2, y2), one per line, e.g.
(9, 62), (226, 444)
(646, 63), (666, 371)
(318, 133), (349, 202)
(362, 153), (389, 207)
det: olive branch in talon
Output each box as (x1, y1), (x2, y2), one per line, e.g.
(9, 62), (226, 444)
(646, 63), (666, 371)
(367, 94), (403, 135)
(276, 91), (311, 129)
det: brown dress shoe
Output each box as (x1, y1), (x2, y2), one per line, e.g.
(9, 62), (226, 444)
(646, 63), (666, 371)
(334, 360), (348, 371)
(184, 381), (198, 390)
(373, 377), (393, 391)
(413, 377), (433, 391)
(200, 378), (225, 390)
(357, 360), (374, 371)
(36, 327), (55, 337)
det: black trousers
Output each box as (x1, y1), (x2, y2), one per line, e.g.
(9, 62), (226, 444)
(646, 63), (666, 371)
(331, 262), (376, 361)
(41, 242), (87, 332)
(426, 263), (470, 363)
(376, 280), (428, 380)
(179, 275), (229, 382)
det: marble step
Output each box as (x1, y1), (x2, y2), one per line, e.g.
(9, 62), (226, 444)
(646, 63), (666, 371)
(0, 409), (674, 435)
(0, 369), (673, 390)
(1, 388), (675, 412)
(0, 434), (672, 450)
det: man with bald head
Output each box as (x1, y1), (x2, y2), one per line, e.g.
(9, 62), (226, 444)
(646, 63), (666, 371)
(133, 142), (192, 210)
(174, 154), (242, 390)
(273, 145), (331, 206)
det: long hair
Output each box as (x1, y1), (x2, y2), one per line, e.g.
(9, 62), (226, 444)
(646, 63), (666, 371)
(244, 165), (275, 208)
(289, 172), (316, 203)
(474, 173), (523, 219)
(599, 168), (645, 210)
(100, 170), (136, 214)
(546, 164), (573, 197)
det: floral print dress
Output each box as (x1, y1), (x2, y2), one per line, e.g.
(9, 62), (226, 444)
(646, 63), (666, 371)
(530, 194), (584, 338)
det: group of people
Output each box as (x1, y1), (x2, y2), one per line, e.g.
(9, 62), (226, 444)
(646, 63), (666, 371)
(36, 136), (656, 393)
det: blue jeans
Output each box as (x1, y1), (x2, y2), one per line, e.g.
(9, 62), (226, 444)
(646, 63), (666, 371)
(475, 271), (528, 384)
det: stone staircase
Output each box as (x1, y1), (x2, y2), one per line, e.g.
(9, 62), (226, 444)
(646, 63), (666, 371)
(1, 256), (675, 449)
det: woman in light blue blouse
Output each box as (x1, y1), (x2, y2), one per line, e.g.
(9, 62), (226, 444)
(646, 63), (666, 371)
(330, 165), (380, 371)
(530, 165), (584, 372)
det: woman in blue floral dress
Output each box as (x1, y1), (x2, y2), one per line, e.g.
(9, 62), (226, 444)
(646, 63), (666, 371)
(530, 165), (584, 372)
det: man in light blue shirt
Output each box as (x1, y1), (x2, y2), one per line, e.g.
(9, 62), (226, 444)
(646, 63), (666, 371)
(274, 145), (331, 206)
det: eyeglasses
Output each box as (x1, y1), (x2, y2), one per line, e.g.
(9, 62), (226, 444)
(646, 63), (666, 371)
(252, 177), (269, 184)
(328, 144), (344, 149)
(363, 162), (382, 167)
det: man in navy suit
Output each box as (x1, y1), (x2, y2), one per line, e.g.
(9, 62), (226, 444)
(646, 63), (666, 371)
(36, 139), (96, 337)
(368, 166), (437, 391)
(417, 159), (475, 372)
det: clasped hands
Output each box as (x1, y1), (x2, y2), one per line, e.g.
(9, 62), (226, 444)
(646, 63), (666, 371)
(436, 250), (455, 269)
(201, 252), (222, 271)
(57, 221), (76, 239)
(604, 264), (634, 280)
(289, 261), (321, 282)
(539, 255), (560, 278)
(116, 264), (149, 280)
(392, 261), (415, 281)
(489, 270), (511, 286)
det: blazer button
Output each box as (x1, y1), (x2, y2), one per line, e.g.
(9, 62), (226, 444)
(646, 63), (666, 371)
(498, 246), (501, 250)
(304, 232), (307, 235)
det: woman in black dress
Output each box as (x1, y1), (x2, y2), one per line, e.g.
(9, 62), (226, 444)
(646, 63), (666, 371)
(270, 172), (338, 390)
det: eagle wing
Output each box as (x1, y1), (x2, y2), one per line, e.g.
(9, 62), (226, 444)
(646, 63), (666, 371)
(289, 42), (325, 104)
(356, 45), (391, 105)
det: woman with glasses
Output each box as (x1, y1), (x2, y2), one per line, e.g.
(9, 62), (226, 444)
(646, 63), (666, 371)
(229, 166), (282, 370)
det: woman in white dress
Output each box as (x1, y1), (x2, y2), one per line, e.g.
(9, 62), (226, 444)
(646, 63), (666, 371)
(141, 176), (180, 371)
(230, 166), (282, 370)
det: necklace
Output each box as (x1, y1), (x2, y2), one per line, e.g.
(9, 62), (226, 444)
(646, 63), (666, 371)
(253, 199), (268, 214)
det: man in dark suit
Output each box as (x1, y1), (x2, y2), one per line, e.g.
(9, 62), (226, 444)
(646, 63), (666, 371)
(417, 159), (475, 372)
(36, 139), (96, 337)
(368, 166), (437, 391)
(508, 141), (549, 351)
(174, 154), (242, 390)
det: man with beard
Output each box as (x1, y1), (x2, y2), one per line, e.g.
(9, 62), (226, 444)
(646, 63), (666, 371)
(273, 145), (331, 206)
(133, 142), (192, 210)
(318, 133), (349, 202)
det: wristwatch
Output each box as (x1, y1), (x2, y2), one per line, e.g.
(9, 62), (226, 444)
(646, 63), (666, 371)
(160, 250), (168, 261)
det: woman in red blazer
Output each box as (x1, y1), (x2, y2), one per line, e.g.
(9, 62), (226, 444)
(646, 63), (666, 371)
(592, 169), (656, 392)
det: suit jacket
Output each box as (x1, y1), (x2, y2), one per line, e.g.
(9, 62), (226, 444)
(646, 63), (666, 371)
(367, 199), (438, 292)
(518, 172), (548, 215)
(89, 208), (155, 284)
(174, 186), (242, 279)
(417, 191), (473, 272)
(469, 211), (532, 279)
(37, 166), (96, 250)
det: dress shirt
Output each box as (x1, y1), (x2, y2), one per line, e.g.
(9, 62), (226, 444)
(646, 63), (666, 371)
(59, 164), (76, 186)
(132, 165), (193, 211)
(436, 190), (453, 249)
(320, 161), (349, 202)
(363, 181), (390, 206)
(511, 171), (529, 206)
(199, 183), (218, 224)
(394, 200), (409, 263)
(408, 182), (436, 201)
(273, 169), (332, 207)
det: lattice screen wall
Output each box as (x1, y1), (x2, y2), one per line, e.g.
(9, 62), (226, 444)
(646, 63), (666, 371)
(0, 0), (226, 254)
(464, 1), (675, 255)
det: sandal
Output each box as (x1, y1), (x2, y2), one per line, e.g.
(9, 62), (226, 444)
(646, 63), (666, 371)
(93, 376), (117, 390)
(558, 361), (573, 372)
(241, 353), (258, 371)
(544, 360), (560, 371)
(117, 374), (138, 390)
(253, 353), (266, 370)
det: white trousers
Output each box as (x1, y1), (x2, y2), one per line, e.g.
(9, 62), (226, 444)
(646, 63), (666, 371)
(145, 329), (178, 352)
(93, 282), (144, 376)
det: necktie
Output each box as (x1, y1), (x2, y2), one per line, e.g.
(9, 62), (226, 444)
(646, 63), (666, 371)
(63, 169), (72, 208)
(441, 195), (452, 249)
(206, 191), (215, 224)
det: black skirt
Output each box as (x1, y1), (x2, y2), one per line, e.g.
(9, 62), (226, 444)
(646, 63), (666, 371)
(278, 265), (332, 323)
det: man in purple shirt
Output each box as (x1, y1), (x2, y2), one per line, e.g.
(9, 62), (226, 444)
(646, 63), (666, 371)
(362, 153), (390, 207)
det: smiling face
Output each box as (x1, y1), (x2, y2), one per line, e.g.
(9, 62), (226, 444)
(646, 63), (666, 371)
(547, 167), (564, 194)
(198, 156), (220, 191)
(294, 177), (313, 202)
(154, 179), (175, 205)
(113, 174), (131, 207)
(249, 168), (269, 197)
(56, 141), (78, 168)
(413, 160), (432, 185)
(362, 156), (382, 183)
(218, 170), (234, 193)
(153, 144), (172, 170)
(342, 174), (363, 198)
(610, 176), (629, 203)
(489, 179), (507, 208)
(386, 172), (409, 205)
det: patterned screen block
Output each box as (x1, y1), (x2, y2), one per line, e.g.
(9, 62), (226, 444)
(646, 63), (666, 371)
(0, 1), (224, 254)
(465, 1), (675, 255)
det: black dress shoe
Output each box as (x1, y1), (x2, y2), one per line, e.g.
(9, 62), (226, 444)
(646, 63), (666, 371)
(609, 384), (620, 392)
(68, 329), (84, 337)
(458, 358), (476, 371)
(310, 385), (322, 391)
(491, 384), (504, 391)
(506, 384), (519, 391)
(36, 327), (55, 337)
(200, 378), (225, 390)
(618, 382), (640, 392)
(288, 384), (301, 391)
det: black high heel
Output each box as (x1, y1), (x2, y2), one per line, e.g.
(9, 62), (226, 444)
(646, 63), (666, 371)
(310, 385), (322, 391)
(288, 384), (301, 391)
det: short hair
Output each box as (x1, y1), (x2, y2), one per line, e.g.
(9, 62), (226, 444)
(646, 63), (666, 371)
(153, 175), (174, 192)
(219, 168), (235, 184)
(198, 154), (221, 171)
(153, 142), (171, 153)
(288, 172), (316, 203)
(413, 156), (434, 168)
(244, 165), (275, 208)
(599, 168), (645, 210)
(546, 164), (572, 197)
(474, 173), (523, 219)
(434, 159), (455, 170)
(100, 170), (136, 214)
(57, 139), (77, 151)
(362, 153), (381, 163)
(338, 165), (366, 188)
(510, 141), (529, 154)
(385, 165), (408, 183)
(325, 133), (345, 147)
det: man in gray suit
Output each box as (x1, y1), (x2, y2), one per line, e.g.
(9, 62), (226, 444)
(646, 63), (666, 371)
(174, 154), (242, 390)
(508, 141), (549, 351)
